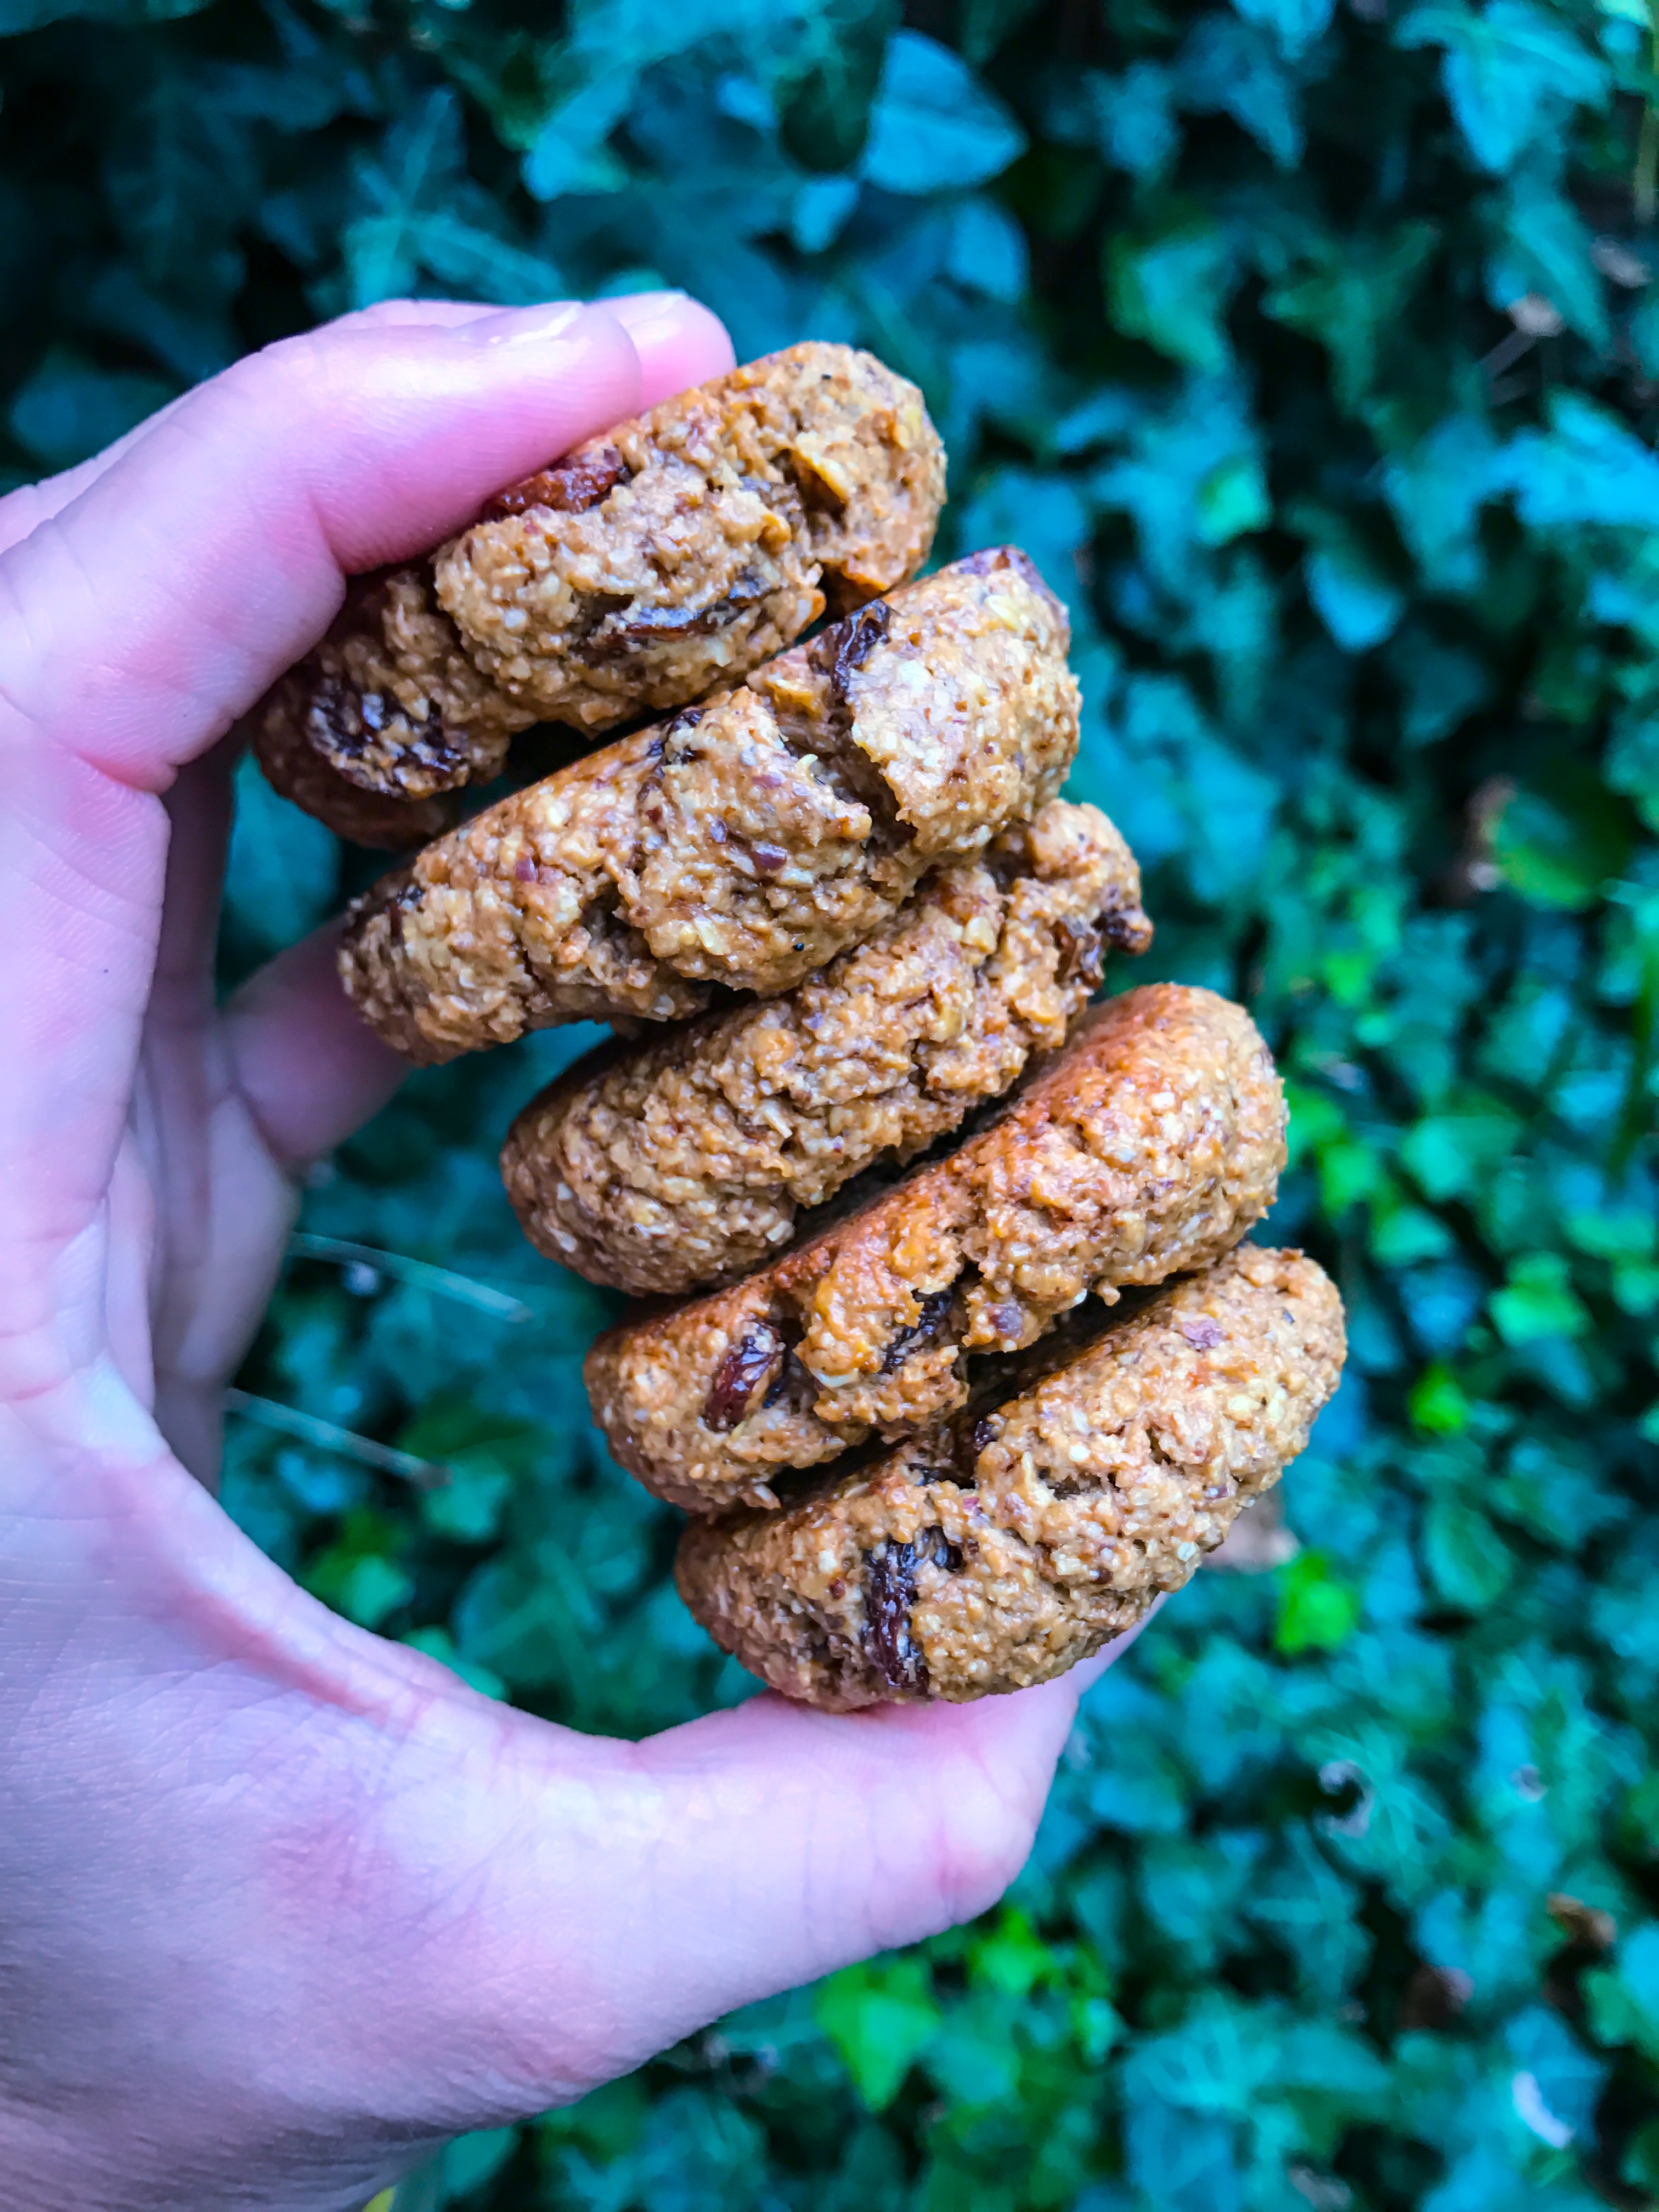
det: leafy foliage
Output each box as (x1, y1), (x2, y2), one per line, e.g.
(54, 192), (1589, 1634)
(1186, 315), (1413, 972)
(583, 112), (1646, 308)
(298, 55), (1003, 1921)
(5, 0), (1659, 2202)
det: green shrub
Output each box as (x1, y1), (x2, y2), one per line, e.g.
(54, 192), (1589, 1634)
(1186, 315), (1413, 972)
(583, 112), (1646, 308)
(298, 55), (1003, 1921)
(5, 0), (1658, 2202)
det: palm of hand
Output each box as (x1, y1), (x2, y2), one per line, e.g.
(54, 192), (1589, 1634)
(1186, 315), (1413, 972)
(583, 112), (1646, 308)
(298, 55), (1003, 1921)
(0, 297), (1114, 2212)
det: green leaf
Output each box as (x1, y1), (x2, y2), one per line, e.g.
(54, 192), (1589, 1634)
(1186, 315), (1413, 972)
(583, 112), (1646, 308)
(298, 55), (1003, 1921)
(1086, 62), (1180, 182)
(778, 0), (898, 172)
(1108, 218), (1237, 373)
(1422, 1494), (1514, 1610)
(225, 757), (340, 957)
(523, 72), (637, 199)
(1177, 14), (1304, 168)
(1489, 1253), (1590, 1344)
(967, 1908), (1056, 1997)
(1396, 0), (1608, 173)
(1492, 777), (1633, 910)
(1263, 224), (1437, 416)
(1607, 707), (1659, 837)
(440, 2128), (519, 2199)
(816, 1956), (942, 2108)
(1409, 1363), (1471, 1434)
(1231, 0), (1334, 62)
(1584, 1923), (1659, 2063)
(859, 31), (1025, 194)
(1306, 541), (1406, 651)
(5, 347), (176, 470)
(1275, 1550), (1362, 1654)
(1399, 1094), (1525, 1201)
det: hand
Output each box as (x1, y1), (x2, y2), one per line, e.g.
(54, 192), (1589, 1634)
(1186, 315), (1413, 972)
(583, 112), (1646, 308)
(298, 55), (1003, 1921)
(0, 295), (1131, 2212)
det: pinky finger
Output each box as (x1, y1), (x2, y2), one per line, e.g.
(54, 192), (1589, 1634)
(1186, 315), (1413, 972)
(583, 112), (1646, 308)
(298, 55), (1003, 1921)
(222, 920), (407, 1173)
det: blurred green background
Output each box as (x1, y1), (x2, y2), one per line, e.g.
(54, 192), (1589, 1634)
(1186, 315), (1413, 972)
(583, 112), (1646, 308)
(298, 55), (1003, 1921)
(5, 0), (1659, 2202)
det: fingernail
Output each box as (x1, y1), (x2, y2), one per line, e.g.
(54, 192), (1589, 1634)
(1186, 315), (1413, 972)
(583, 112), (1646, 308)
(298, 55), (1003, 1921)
(599, 289), (693, 350)
(461, 300), (590, 348)
(603, 289), (690, 328)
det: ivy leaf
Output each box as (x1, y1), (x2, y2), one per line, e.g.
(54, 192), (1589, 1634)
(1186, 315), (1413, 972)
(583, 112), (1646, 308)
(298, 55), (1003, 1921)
(1395, 0), (1608, 173)
(1491, 772), (1634, 911)
(523, 73), (637, 199)
(1086, 61), (1181, 182)
(1108, 216), (1238, 373)
(1262, 223), (1438, 415)
(1399, 1093), (1524, 1201)
(5, 346), (176, 471)
(1380, 413), (1502, 593)
(1584, 1923), (1659, 2064)
(1176, 13), (1304, 170)
(1423, 1495), (1515, 1610)
(223, 757), (340, 958)
(816, 1956), (942, 2108)
(778, 0), (897, 171)
(1230, 0), (1335, 61)
(1305, 540), (1406, 652)
(1489, 1253), (1591, 1344)
(859, 30), (1026, 194)
(1486, 174), (1607, 348)
(1496, 392), (1659, 531)
(1276, 1550), (1363, 1653)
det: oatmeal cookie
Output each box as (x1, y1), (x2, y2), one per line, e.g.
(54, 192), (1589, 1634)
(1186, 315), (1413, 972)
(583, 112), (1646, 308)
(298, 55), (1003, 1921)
(338, 549), (1078, 1063)
(254, 343), (945, 838)
(675, 1246), (1346, 1707)
(251, 673), (460, 849)
(585, 984), (1286, 1511)
(503, 800), (1152, 1294)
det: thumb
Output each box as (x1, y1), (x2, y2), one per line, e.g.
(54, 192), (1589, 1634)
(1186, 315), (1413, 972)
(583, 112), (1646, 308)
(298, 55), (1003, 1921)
(0, 295), (732, 791)
(0, 296), (730, 1293)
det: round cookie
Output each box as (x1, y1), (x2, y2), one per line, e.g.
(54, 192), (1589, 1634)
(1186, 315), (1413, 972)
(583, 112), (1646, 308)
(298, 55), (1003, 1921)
(675, 1246), (1346, 1708)
(338, 549), (1078, 1063)
(253, 343), (945, 841)
(501, 799), (1152, 1295)
(585, 984), (1287, 1511)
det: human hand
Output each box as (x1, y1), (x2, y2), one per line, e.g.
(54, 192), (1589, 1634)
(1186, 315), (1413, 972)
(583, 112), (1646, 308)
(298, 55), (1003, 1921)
(0, 295), (1130, 2211)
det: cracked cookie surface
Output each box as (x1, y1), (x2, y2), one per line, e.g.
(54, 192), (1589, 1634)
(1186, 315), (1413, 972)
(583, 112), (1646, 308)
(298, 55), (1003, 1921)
(675, 1247), (1346, 1707)
(338, 549), (1077, 1063)
(501, 800), (1152, 1294)
(438, 340), (944, 731)
(586, 983), (1287, 1510)
(252, 343), (944, 838)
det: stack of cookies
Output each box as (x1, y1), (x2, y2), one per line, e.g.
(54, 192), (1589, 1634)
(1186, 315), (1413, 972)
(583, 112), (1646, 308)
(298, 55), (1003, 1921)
(257, 342), (1346, 1711)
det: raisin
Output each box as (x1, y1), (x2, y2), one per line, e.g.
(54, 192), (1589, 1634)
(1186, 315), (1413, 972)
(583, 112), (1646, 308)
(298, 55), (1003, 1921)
(864, 1538), (925, 1692)
(960, 544), (1045, 595)
(881, 1286), (956, 1373)
(1178, 1314), (1226, 1351)
(1102, 904), (1153, 952)
(703, 1322), (787, 1431)
(612, 572), (768, 644)
(864, 1526), (961, 1692)
(1054, 915), (1104, 986)
(812, 598), (891, 701)
(484, 444), (627, 521)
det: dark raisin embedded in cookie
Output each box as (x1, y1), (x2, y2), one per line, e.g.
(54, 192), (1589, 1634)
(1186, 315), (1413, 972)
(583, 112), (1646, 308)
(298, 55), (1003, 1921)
(585, 984), (1288, 1513)
(256, 343), (946, 840)
(675, 1248), (1346, 1707)
(337, 551), (1079, 1063)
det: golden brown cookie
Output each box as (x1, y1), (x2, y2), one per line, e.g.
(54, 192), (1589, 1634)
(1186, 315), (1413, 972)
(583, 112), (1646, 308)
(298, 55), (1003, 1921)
(500, 800), (1152, 1295)
(338, 549), (1078, 1063)
(675, 1247), (1346, 1708)
(585, 984), (1287, 1511)
(253, 344), (945, 841)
